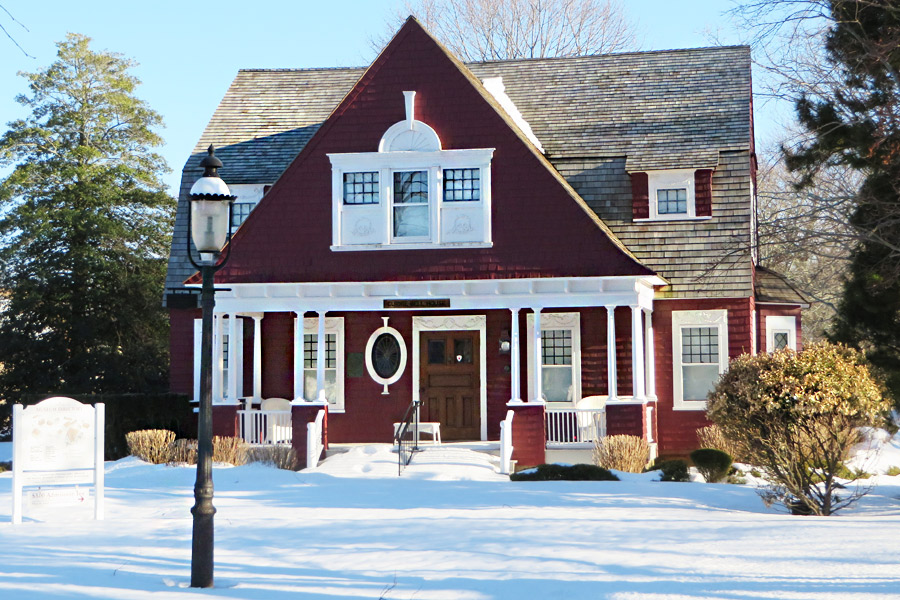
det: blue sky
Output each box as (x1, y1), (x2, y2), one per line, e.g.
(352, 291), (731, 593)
(0, 1), (765, 196)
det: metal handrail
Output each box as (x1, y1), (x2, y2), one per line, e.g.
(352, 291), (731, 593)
(394, 399), (421, 475)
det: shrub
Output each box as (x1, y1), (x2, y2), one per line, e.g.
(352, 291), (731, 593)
(126, 429), (175, 464)
(654, 459), (690, 482)
(593, 435), (650, 473)
(696, 424), (747, 463)
(167, 439), (198, 465)
(247, 445), (300, 471)
(212, 436), (248, 466)
(510, 463), (618, 481)
(886, 466), (900, 476)
(708, 341), (890, 515)
(690, 448), (733, 483)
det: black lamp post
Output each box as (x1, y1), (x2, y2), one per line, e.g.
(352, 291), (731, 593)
(187, 145), (235, 588)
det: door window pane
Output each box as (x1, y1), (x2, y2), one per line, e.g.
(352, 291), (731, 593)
(428, 339), (446, 365)
(454, 338), (473, 364)
(542, 329), (573, 402)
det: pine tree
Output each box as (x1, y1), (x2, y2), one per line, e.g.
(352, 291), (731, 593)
(0, 34), (174, 410)
(785, 0), (900, 404)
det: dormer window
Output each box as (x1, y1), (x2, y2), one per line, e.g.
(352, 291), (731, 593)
(630, 168), (713, 221)
(343, 172), (379, 205)
(393, 170), (429, 239)
(329, 91), (494, 251)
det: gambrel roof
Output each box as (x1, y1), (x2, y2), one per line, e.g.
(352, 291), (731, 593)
(165, 29), (753, 299)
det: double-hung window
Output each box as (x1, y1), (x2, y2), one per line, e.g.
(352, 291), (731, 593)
(301, 317), (345, 411)
(541, 329), (574, 403)
(392, 170), (430, 239)
(672, 310), (728, 410)
(526, 313), (581, 404)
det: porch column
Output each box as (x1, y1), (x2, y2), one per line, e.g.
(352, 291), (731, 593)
(293, 311), (304, 402)
(212, 313), (224, 403)
(531, 308), (543, 403)
(252, 314), (263, 401)
(606, 306), (617, 401)
(510, 308), (521, 403)
(316, 311), (327, 403)
(643, 308), (656, 399)
(227, 313), (239, 403)
(631, 306), (646, 402)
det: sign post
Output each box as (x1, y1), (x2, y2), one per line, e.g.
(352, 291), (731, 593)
(12, 397), (105, 524)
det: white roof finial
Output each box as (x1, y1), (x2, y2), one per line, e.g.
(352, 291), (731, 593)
(403, 91), (416, 125)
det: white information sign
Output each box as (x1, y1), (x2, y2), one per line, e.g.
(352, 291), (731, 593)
(12, 397), (104, 524)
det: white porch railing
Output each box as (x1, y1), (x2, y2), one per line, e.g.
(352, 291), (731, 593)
(499, 410), (514, 475)
(237, 409), (292, 445)
(545, 408), (606, 448)
(306, 409), (326, 470)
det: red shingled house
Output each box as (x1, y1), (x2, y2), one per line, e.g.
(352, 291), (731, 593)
(164, 18), (807, 467)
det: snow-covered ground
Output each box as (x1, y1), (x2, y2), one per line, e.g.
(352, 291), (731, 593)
(1, 438), (900, 599)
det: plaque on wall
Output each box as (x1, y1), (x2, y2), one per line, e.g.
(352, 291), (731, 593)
(383, 299), (451, 309)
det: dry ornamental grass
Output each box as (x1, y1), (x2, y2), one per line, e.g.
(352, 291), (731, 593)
(593, 434), (650, 473)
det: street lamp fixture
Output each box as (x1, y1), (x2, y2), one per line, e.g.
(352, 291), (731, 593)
(186, 144), (235, 589)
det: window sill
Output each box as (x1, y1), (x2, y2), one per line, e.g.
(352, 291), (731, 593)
(331, 242), (493, 252)
(673, 401), (708, 411)
(633, 216), (713, 223)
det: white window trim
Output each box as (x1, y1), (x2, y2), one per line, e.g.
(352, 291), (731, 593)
(365, 320), (408, 394)
(765, 315), (797, 352)
(195, 316), (243, 404)
(525, 312), (582, 405)
(329, 148), (494, 250)
(672, 309), (728, 411)
(636, 169), (711, 222)
(301, 317), (346, 412)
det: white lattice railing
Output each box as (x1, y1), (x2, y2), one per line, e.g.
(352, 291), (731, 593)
(499, 410), (515, 475)
(237, 410), (292, 445)
(545, 408), (606, 447)
(306, 409), (326, 470)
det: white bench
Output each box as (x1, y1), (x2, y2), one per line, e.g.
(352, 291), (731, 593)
(393, 421), (442, 445)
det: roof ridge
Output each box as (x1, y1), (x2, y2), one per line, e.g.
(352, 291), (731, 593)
(238, 66), (366, 73)
(466, 45), (750, 67)
(234, 45), (751, 75)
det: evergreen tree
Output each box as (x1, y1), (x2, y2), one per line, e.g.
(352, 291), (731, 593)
(0, 34), (174, 412)
(785, 0), (900, 404)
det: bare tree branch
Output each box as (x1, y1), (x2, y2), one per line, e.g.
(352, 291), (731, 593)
(0, 3), (33, 58)
(375, 0), (638, 61)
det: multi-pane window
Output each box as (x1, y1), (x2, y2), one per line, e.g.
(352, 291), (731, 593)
(231, 202), (255, 229)
(221, 333), (229, 398)
(657, 188), (687, 215)
(393, 170), (429, 238)
(443, 168), (480, 202)
(773, 331), (789, 351)
(542, 329), (573, 403)
(680, 326), (720, 402)
(303, 333), (337, 404)
(343, 171), (379, 205)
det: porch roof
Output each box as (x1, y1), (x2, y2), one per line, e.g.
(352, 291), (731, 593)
(192, 275), (663, 314)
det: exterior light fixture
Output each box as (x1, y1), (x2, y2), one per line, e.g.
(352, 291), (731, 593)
(499, 329), (511, 354)
(186, 145), (235, 589)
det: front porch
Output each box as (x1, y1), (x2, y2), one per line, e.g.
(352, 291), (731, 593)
(196, 275), (662, 468)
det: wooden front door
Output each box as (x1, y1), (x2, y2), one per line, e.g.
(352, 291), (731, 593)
(420, 330), (480, 441)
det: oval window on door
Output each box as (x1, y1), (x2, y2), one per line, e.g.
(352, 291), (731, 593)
(365, 320), (408, 394)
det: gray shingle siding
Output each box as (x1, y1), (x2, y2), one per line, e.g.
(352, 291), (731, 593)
(165, 46), (753, 302)
(554, 151), (754, 298)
